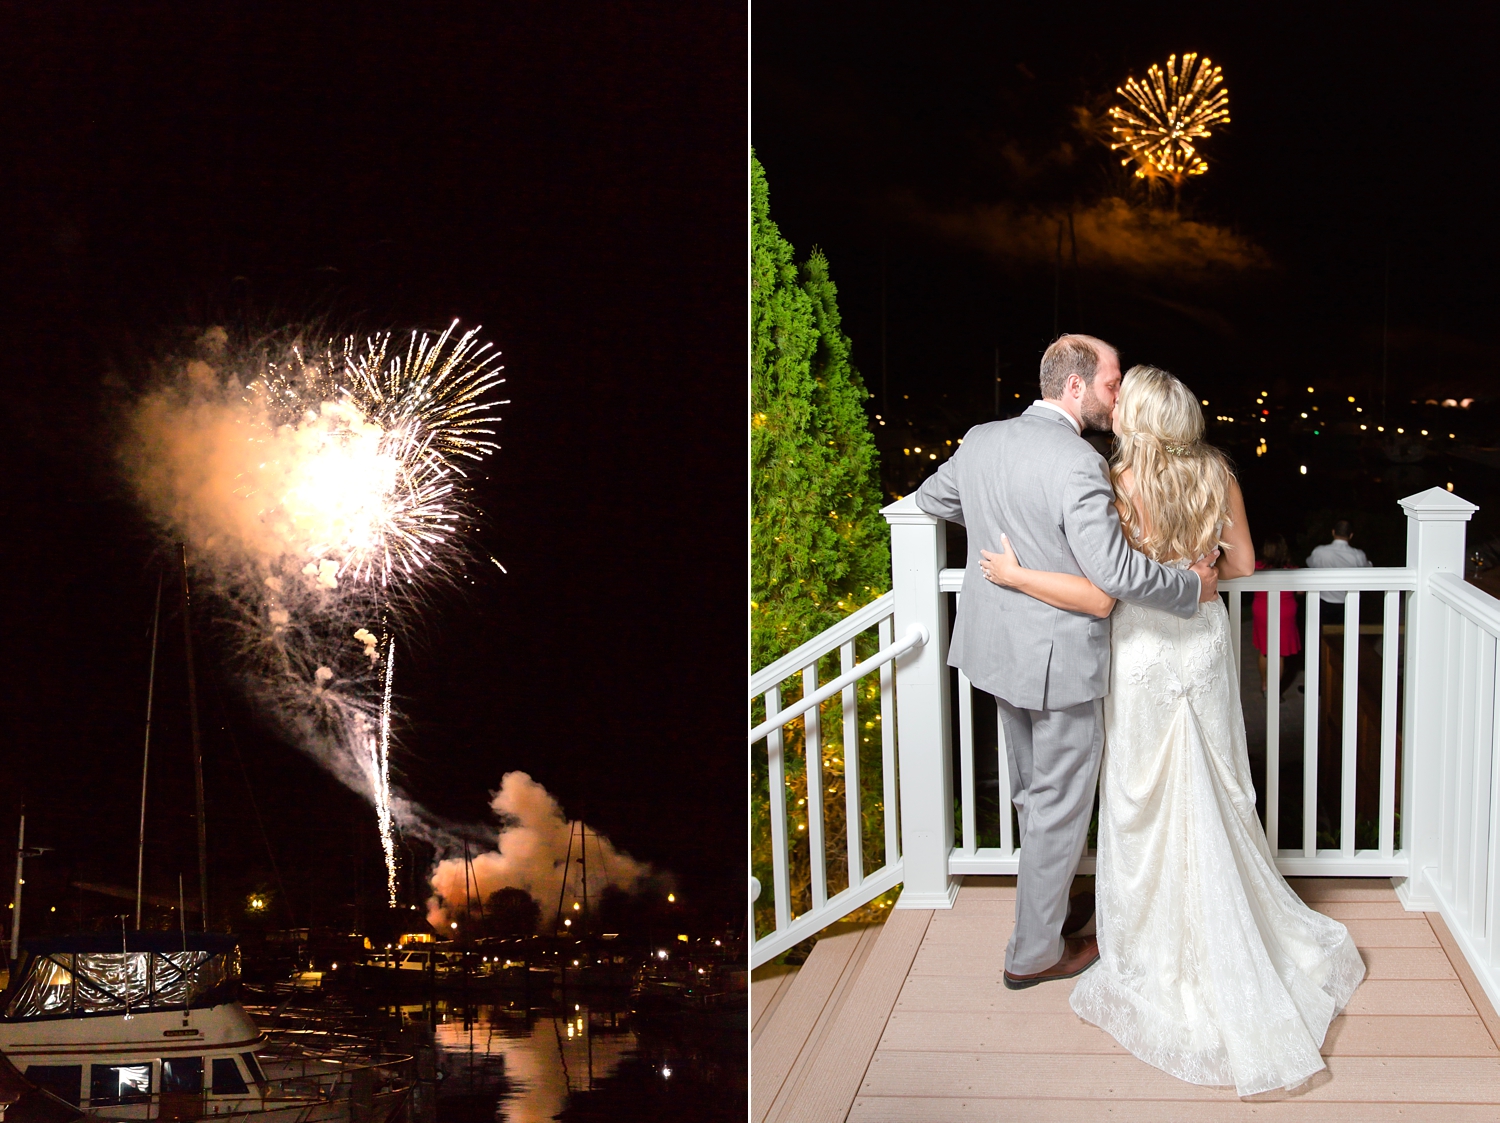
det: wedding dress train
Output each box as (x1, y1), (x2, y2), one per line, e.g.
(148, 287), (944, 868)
(1070, 593), (1366, 1097)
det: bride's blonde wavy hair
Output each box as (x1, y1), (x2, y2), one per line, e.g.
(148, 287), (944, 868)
(1110, 364), (1236, 563)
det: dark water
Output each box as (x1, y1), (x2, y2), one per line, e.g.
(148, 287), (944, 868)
(427, 1001), (744, 1123)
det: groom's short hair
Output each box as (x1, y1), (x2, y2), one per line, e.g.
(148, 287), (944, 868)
(1039, 334), (1118, 399)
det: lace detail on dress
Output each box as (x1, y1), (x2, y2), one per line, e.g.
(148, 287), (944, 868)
(1070, 596), (1366, 1097)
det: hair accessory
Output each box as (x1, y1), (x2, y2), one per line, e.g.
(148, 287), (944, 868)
(1163, 442), (1190, 455)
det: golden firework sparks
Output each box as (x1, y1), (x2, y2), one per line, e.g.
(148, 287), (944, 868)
(1108, 52), (1229, 188)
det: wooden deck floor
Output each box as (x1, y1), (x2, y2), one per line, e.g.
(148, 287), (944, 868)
(752, 877), (1500, 1121)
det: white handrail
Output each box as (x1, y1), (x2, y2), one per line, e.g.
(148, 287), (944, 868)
(749, 622), (928, 745)
(1430, 571), (1500, 638)
(939, 566), (1416, 594)
(751, 592), (896, 695)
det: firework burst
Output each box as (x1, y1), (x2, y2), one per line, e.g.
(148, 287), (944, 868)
(126, 320), (508, 904)
(1108, 52), (1229, 190)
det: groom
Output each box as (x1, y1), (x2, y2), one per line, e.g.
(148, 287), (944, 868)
(914, 334), (1218, 989)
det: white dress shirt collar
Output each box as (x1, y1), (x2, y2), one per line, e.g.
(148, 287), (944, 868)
(1032, 399), (1082, 435)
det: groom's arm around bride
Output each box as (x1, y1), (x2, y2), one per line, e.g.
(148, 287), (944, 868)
(913, 337), (1218, 715)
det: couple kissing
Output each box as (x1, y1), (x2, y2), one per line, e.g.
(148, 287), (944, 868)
(914, 334), (1365, 1097)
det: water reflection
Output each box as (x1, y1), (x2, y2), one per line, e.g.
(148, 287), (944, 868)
(431, 1003), (634, 1123)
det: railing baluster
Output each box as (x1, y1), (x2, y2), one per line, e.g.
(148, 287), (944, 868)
(1304, 592), (1321, 858)
(1470, 631), (1495, 942)
(879, 616), (899, 868)
(803, 664), (827, 913)
(765, 685), (791, 932)
(1441, 610), (1464, 901)
(1456, 619), (1479, 925)
(1266, 591), (1281, 852)
(1228, 588), (1243, 682)
(840, 640), (863, 890)
(1341, 591), (1360, 857)
(1379, 590), (1400, 858)
(1488, 636), (1500, 966)
(957, 669), (976, 857)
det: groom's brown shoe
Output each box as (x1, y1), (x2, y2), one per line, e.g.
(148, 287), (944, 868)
(1062, 891), (1095, 937)
(1003, 936), (1099, 990)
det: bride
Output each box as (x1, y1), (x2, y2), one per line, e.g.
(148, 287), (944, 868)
(979, 364), (1365, 1096)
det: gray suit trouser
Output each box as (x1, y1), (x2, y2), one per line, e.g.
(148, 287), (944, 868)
(996, 695), (1104, 975)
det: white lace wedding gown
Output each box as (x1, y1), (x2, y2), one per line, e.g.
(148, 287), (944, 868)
(1070, 588), (1366, 1097)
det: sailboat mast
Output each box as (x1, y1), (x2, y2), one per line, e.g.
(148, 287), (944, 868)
(135, 573), (163, 929)
(9, 809), (24, 963)
(579, 823), (588, 933)
(180, 545), (208, 928)
(552, 822), (575, 933)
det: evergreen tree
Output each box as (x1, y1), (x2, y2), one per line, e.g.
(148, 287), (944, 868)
(751, 153), (889, 672)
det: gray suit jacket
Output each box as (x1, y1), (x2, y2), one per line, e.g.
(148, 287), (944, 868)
(914, 404), (1200, 710)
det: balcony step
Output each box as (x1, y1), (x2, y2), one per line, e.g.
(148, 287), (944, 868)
(751, 912), (930, 1122)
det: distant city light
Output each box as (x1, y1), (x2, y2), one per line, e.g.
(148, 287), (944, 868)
(1300, 466), (1307, 475)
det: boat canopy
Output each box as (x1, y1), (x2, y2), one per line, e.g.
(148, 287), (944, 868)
(3, 934), (241, 1020)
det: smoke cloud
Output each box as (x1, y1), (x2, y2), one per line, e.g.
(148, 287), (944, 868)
(426, 772), (659, 931)
(907, 196), (1269, 275)
(123, 330), (401, 814)
(120, 323), (507, 904)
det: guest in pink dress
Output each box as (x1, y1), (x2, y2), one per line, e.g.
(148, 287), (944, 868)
(1252, 535), (1302, 695)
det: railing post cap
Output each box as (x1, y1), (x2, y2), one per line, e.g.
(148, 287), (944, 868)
(1399, 487), (1479, 521)
(882, 493), (938, 525)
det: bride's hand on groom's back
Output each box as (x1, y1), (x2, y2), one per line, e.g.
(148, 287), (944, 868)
(1191, 551), (1221, 601)
(979, 535), (1023, 588)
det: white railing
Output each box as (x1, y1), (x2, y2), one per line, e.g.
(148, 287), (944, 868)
(1407, 565), (1500, 1011)
(944, 566), (1417, 878)
(754, 484), (1500, 1015)
(749, 593), (916, 968)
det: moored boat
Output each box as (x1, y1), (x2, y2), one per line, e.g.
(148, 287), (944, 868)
(0, 933), (413, 1123)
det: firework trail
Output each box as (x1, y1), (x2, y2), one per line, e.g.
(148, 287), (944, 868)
(376, 637), (397, 903)
(125, 321), (507, 901)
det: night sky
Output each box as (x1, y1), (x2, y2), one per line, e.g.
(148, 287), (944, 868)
(1, 5), (746, 934)
(754, 3), (1500, 564)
